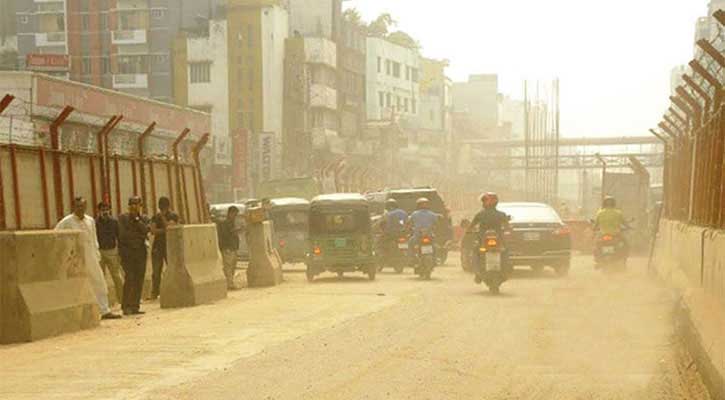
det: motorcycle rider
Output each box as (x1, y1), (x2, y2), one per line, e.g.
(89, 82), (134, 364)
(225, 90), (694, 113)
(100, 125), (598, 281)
(407, 198), (441, 257)
(382, 199), (408, 240)
(468, 192), (511, 282)
(593, 196), (630, 258)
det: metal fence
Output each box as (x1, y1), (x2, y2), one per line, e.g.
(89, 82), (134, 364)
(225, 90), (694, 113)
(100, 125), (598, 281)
(0, 94), (210, 230)
(656, 11), (725, 228)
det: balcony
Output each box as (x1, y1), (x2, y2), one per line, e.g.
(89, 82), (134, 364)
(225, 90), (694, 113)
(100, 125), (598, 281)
(112, 29), (147, 45)
(310, 84), (337, 110)
(113, 74), (148, 89)
(304, 38), (336, 68)
(35, 32), (66, 47)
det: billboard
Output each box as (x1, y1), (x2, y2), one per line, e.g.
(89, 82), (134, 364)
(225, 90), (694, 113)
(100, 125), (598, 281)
(26, 54), (70, 71)
(214, 134), (232, 166)
(258, 132), (275, 182)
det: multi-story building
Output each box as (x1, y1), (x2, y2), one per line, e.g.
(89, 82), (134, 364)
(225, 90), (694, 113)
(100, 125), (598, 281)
(225, 0), (288, 189)
(1, 0), (18, 71)
(283, 36), (340, 175)
(173, 18), (233, 201)
(13, 0), (216, 102)
(452, 74), (499, 134)
(366, 37), (420, 124)
(418, 58), (451, 136)
(694, 0), (725, 49)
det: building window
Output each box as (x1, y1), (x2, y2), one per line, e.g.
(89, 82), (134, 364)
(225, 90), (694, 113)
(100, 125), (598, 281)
(392, 62), (401, 78)
(411, 68), (419, 83)
(151, 9), (166, 19)
(101, 57), (110, 74)
(81, 58), (91, 75)
(385, 60), (391, 75)
(377, 57), (381, 73)
(189, 62), (211, 83)
(81, 15), (89, 30)
(378, 92), (384, 107)
(19, 15), (28, 24)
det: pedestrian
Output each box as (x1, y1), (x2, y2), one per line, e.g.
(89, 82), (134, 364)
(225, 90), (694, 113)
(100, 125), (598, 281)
(150, 197), (179, 300)
(118, 196), (150, 316)
(217, 206), (241, 290)
(96, 202), (125, 306)
(56, 197), (121, 320)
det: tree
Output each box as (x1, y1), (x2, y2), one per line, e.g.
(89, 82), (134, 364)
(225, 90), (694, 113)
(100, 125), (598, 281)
(367, 13), (396, 37)
(343, 8), (365, 28)
(387, 31), (421, 52)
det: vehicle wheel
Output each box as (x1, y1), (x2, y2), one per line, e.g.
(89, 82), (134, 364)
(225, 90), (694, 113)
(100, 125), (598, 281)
(394, 265), (404, 274)
(490, 285), (500, 295)
(305, 267), (315, 282)
(367, 265), (377, 281)
(378, 264), (385, 272)
(337, 271), (344, 278)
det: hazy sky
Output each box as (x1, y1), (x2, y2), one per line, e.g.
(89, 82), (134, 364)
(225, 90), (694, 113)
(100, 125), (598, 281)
(347, 0), (708, 138)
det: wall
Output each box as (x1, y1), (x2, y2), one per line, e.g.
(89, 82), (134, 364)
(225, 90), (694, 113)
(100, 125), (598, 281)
(452, 74), (499, 132)
(653, 220), (725, 398)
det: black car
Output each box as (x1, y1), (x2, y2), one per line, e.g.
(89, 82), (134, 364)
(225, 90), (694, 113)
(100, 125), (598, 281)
(497, 202), (572, 276)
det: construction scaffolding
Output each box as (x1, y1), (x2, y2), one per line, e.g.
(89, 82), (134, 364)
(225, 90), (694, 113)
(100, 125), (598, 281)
(524, 79), (560, 203)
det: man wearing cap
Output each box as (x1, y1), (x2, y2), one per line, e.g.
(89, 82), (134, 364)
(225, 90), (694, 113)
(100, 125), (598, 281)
(118, 196), (150, 316)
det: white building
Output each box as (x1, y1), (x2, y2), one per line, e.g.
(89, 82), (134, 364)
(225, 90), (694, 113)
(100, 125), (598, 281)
(366, 37), (421, 122)
(182, 20), (231, 166)
(452, 74), (499, 133)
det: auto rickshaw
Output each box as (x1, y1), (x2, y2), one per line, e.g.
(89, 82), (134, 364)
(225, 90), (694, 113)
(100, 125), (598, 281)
(270, 198), (310, 264)
(306, 194), (378, 282)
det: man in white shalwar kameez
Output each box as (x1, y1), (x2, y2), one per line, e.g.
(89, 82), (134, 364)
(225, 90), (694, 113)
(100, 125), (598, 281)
(56, 197), (122, 320)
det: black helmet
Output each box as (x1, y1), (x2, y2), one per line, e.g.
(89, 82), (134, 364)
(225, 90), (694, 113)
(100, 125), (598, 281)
(385, 199), (398, 211)
(603, 196), (616, 208)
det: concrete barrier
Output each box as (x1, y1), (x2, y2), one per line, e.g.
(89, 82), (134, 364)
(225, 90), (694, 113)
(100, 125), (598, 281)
(652, 219), (725, 398)
(0, 230), (99, 344)
(247, 221), (283, 288)
(160, 224), (227, 309)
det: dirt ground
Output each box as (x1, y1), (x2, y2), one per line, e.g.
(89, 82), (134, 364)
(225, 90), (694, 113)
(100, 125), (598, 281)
(0, 256), (712, 400)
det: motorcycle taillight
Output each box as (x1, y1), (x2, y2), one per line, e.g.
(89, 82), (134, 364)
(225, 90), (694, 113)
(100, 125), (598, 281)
(422, 237), (432, 245)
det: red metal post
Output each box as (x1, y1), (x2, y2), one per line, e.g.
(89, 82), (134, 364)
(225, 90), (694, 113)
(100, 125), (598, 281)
(66, 155), (75, 209)
(676, 87), (703, 129)
(89, 155), (98, 218)
(682, 75), (713, 119)
(96, 116), (118, 204)
(138, 122), (155, 214)
(9, 145), (21, 229)
(39, 148), (51, 228)
(0, 95), (13, 229)
(191, 133), (210, 223)
(0, 94), (14, 115)
(172, 128), (190, 222)
(103, 116), (123, 213)
(49, 106), (74, 221)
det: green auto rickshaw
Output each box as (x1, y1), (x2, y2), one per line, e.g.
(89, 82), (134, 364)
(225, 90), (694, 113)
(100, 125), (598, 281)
(270, 198), (310, 264)
(306, 194), (378, 282)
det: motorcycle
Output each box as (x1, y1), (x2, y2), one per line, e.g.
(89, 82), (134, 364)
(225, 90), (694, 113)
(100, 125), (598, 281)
(594, 232), (628, 273)
(412, 230), (436, 280)
(474, 230), (508, 294)
(379, 233), (410, 274)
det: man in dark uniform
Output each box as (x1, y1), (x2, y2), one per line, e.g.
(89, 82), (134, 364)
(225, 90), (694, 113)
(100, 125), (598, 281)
(468, 192), (511, 282)
(150, 197), (179, 300)
(118, 196), (150, 316)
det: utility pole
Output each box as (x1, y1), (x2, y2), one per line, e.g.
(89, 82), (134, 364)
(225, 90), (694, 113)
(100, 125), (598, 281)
(554, 78), (560, 203)
(524, 80), (530, 200)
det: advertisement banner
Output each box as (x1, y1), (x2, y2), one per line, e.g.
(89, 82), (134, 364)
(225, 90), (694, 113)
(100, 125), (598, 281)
(258, 132), (275, 183)
(232, 129), (248, 190)
(214, 135), (232, 166)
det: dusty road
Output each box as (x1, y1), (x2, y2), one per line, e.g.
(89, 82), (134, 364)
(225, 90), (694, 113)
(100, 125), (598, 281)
(0, 256), (712, 400)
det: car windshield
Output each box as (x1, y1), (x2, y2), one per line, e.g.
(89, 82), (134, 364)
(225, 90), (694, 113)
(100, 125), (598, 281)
(309, 210), (370, 234)
(499, 204), (562, 224)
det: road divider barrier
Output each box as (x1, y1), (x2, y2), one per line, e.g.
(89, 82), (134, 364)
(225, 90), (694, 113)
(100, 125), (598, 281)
(0, 230), (99, 343)
(247, 221), (283, 288)
(160, 224), (227, 308)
